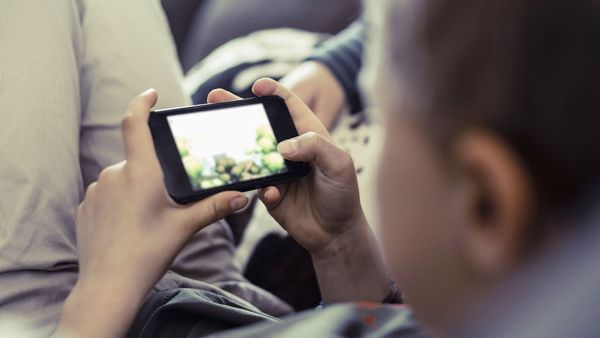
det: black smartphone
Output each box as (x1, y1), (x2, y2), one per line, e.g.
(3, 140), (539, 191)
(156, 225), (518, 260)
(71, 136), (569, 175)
(148, 96), (310, 204)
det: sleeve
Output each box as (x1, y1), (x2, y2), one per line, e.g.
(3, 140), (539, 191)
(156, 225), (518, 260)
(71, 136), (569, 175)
(306, 19), (365, 114)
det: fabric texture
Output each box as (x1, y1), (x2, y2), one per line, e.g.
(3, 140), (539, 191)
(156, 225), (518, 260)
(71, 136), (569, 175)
(128, 287), (278, 338)
(212, 304), (426, 338)
(129, 287), (426, 338)
(0, 1), (289, 335)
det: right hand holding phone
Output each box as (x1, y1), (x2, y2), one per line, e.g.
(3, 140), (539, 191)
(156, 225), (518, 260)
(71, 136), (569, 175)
(210, 79), (389, 303)
(209, 78), (365, 257)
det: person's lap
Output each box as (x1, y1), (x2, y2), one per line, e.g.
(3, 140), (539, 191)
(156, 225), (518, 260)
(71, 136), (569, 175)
(0, 0), (288, 334)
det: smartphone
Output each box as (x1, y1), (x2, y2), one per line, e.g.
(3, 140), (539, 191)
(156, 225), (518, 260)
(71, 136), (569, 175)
(148, 96), (310, 204)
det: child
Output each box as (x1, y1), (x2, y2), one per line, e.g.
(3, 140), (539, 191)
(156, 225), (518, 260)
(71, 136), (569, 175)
(52, 0), (600, 336)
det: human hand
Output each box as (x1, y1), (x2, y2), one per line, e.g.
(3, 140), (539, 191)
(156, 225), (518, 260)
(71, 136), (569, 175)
(55, 90), (249, 338)
(208, 79), (389, 303)
(280, 61), (346, 130)
(208, 78), (363, 257)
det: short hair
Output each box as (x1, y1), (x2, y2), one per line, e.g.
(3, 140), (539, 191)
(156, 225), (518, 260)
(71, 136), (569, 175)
(385, 0), (600, 214)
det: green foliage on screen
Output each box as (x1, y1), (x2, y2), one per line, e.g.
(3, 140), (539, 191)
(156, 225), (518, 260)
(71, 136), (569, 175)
(177, 125), (287, 190)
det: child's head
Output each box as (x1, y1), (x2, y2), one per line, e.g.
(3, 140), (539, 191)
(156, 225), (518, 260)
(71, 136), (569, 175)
(365, 0), (600, 331)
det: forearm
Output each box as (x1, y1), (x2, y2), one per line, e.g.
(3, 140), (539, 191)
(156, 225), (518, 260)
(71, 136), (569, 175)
(311, 215), (390, 304)
(53, 281), (146, 338)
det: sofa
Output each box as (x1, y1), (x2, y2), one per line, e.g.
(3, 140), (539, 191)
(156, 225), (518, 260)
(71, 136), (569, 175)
(161, 0), (362, 72)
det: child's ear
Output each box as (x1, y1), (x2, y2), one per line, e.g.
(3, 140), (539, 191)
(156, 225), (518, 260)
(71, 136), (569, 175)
(454, 129), (536, 277)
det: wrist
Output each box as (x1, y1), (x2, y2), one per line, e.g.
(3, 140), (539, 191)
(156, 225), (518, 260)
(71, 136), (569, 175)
(311, 213), (370, 262)
(55, 279), (146, 338)
(310, 216), (391, 303)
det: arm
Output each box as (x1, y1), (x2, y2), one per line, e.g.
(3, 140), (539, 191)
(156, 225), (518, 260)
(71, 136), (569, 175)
(53, 90), (249, 338)
(272, 132), (390, 304)
(281, 19), (366, 129)
(306, 19), (365, 115)
(209, 79), (390, 304)
(311, 215), (391, 303)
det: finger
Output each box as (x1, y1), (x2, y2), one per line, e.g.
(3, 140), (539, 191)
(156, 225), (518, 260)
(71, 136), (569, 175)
(207, 89), (242, 104)
(83, 182), (98, 201)
(179, 191), (249, 232)
(122, 89), (159, 163)
(289, 86), (317, 112)
(96, 162), (125, 184)
(258, 184), (288, 212)
(252, 78), (330, 138)
(279, 76), (315, 110)
(258, 186), (281, 206)
(252, 78), (310, 116)
(277, 132), (353, 178)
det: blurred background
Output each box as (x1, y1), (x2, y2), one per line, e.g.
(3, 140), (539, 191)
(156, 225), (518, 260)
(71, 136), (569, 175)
(160, 0), (361, 72)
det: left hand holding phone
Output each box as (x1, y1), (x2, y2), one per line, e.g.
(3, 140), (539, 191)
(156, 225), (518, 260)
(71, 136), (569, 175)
(54, 89), (249, 338)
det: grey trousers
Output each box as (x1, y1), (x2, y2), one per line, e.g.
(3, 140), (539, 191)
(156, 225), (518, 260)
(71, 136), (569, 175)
(0, 0), (289, 335)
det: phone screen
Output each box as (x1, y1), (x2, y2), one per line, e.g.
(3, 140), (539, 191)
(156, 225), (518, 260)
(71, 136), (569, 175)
(166, 103), (288, 191)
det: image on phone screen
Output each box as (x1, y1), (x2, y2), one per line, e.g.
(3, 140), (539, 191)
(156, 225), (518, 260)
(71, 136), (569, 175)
(166, 103), (288, 191)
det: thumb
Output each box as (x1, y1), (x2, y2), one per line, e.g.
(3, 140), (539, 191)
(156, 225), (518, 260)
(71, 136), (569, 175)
(277, 132), (353, 178)
(178, 191), (249, 232)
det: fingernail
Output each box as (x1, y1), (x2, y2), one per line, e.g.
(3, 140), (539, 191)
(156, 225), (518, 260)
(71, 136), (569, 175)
(230, 196), (249, 211)
(277, 139), (298, 155)
(141, 88), (156, 96)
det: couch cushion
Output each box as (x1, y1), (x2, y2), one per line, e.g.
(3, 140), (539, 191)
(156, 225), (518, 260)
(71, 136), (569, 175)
(179, 0), (361, 71)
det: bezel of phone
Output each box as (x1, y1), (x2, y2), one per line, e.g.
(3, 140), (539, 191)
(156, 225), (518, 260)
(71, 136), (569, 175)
(149, 96), (310, 204)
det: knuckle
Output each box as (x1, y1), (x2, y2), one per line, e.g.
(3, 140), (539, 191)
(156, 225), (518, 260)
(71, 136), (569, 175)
(277, 88), (296, 104)
(121, 113), (137, 131)
(342, 149), (355, 166)
(310, 132), (324, 149)
(84, 182), (97, 199)
(211, 199), (223, 223)
(97, 167), (112, 183)
(97, 163), (124, 184)
(304, 131), (319, 138)
(339, 148), (356, 170)
(303, 131), (320, 144)
(76, 202), (86, 219)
